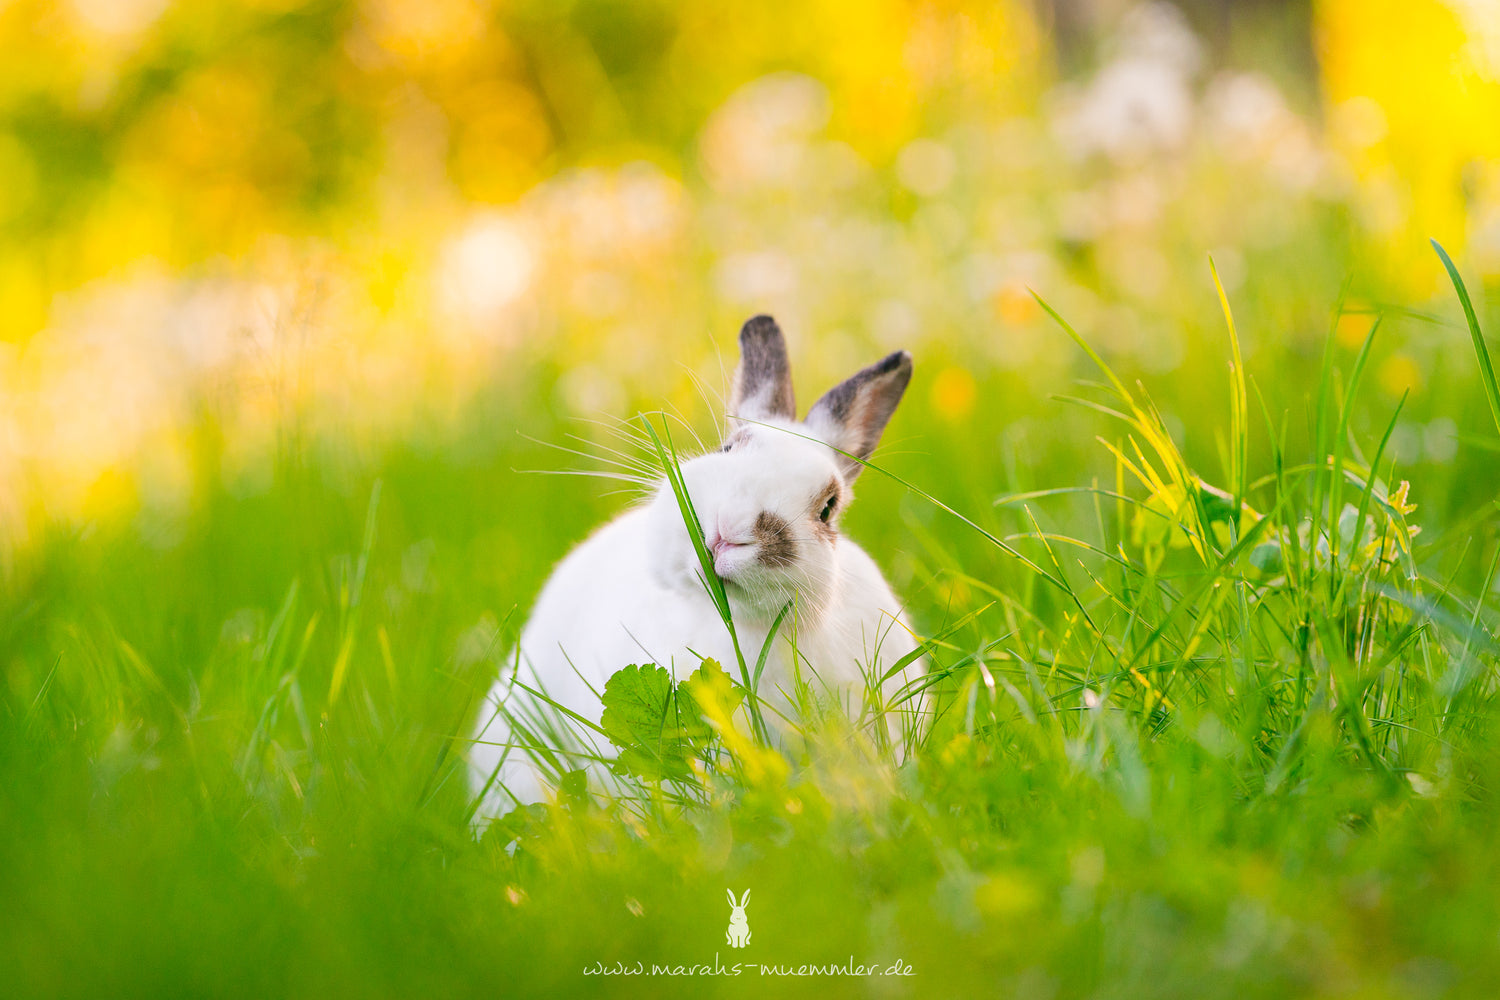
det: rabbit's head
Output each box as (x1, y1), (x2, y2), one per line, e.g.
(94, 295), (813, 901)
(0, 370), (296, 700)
(647, 315), (912, 622)
(727, 888), (750, 918)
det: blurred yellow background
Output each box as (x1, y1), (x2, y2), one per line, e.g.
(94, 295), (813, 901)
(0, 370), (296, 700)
(0, 0), (1497, 540)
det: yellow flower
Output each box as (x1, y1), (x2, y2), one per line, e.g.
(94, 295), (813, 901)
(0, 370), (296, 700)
(1389, 480), (1417, 517)
(930, 366), (977, 422)
(1378, 353), (1423, 397)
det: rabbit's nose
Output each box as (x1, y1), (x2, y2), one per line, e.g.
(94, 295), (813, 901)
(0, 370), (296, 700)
(709, 517), (753, 557)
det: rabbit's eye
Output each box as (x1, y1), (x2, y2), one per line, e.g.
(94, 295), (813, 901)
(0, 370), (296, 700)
(818, 494), (838, 523)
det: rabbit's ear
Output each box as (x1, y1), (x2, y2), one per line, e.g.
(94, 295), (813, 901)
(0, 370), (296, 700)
(728, 315), (796, 425)
(740, 889), (751, 908)
(726, 888), (738, 907)
(804, 350), (913, 484)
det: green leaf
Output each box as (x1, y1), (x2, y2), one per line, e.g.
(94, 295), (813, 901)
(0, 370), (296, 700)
(601, 664), (683, 780)
(482, 802), (548, 851)
(599, 662), (734, 782)
(681, 657), (744, 739)
(1248, 541), (1284, 576)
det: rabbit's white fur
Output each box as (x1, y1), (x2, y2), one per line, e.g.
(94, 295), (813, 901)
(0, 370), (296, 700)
(470, 316), (922, 815)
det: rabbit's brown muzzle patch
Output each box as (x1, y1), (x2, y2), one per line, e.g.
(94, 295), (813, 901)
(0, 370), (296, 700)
(753, 512), (797, 568)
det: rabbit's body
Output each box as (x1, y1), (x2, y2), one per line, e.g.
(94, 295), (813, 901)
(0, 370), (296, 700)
(470, 316), (922, 816)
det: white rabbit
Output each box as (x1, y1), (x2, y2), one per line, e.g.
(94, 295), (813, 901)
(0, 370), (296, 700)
(470, 315), (923, 815)
(726, 889), (751, 948)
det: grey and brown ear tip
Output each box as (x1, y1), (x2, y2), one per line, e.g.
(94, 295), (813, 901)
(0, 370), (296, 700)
(882, 349), (913, 372)
(740, 314), (784, 343)
(730, 313), (796, 420)
(872, 349), (914, 381)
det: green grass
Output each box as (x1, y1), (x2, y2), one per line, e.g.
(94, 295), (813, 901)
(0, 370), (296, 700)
(3, 258), (1500, 999)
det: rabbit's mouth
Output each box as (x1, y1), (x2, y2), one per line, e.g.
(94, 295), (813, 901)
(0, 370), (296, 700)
(708, 532), (756, 579)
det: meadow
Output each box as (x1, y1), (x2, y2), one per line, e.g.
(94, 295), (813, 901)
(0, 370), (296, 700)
(3, 2), (1500, 997)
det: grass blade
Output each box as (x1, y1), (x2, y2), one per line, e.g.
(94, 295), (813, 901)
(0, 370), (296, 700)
(1432, 239), (1500, 437)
